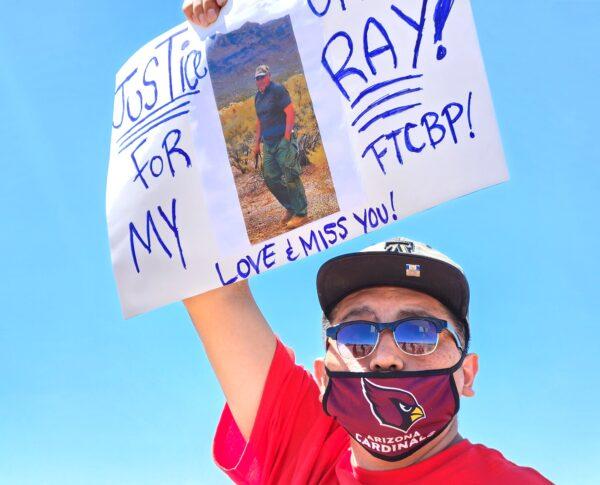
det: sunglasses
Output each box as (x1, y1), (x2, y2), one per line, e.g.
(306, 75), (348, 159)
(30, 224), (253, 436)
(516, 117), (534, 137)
(325, 317), (463, 360)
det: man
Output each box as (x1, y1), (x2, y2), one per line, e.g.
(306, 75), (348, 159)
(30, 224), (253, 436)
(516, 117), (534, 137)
(253, 64), (308, 229)
(184, 237), (550, 484)
(184, 0), (308, 228)
(182, 3), (549, 482)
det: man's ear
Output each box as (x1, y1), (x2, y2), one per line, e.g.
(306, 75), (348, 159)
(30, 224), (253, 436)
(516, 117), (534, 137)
(460, 353), (479, 397)
(314, 357), (329, 402)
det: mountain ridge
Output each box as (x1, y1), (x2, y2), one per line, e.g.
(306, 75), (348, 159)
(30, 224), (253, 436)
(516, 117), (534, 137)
(207, 16), (304, 108)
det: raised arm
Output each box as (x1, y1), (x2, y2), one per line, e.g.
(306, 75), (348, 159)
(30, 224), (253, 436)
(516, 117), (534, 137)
(182, 0), (276, 441)
(184, 281), (276, 440)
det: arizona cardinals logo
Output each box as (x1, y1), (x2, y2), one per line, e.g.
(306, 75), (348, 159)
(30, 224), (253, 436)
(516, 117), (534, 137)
(361, 379), (426, 432)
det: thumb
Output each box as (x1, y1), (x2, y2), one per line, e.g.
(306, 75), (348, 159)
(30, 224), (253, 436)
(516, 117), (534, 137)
(182, 0), (194, 22)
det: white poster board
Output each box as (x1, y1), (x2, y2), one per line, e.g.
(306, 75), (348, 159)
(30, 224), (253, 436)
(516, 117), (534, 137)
(107, 0), (508, 318)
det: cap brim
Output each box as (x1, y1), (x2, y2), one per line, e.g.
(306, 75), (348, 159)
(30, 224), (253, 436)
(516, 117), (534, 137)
(316, 252), (469, 322)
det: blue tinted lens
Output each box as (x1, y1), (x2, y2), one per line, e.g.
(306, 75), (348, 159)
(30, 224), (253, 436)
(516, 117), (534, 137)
(336, 323), (378, 359)
(394, 319), (438, 355)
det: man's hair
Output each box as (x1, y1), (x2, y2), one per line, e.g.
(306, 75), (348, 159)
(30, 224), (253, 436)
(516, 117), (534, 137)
(321, 306), (470, 352)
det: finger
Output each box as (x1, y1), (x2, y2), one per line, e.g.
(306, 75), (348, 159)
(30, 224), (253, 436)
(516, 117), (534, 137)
(202, 0), (220, 24)
(193, 0), (207, 27)
(182, 0), (194, 23)
(216, 0), (228, 7)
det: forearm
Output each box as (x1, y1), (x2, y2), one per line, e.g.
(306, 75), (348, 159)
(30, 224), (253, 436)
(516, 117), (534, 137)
(184, 280), (276, 439)
(182, 0), (275, 445)
(284, 105), (295, 139)
(254, 119), (262, 146)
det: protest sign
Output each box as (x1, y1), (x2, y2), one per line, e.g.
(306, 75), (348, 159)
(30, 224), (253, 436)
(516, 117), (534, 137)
(107, 0), (508, 318)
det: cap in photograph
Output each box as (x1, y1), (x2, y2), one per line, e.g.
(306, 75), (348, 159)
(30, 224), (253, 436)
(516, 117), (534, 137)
(255, 64), (270, 78)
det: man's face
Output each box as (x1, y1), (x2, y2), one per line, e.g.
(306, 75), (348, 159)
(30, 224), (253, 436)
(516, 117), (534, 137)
(255, 73), (271, 93)
(315, 287), (477, 396)
(314, 286), (478, 468)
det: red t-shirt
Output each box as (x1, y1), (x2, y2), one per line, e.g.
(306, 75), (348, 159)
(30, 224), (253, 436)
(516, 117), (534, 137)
(213, 340), (550, 484)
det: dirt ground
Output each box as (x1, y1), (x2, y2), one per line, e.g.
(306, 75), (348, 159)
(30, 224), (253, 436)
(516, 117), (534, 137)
(234, 163), (340, 244)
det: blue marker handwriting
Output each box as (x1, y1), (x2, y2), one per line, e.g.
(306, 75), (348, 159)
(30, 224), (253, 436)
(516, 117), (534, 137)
(353, 191), (398, 234)
(129, 198), (186, 274)
(215, 243), (277, 285)
(317, 0), (466, 161)
(112, 27), (207, 153)
(295, 215), (349, 258)
(361, 92), (475, 175)
(131, 129), (192, 190)
(212, 192), (401, 286)
(307, 0), (347, 17)
(116, 27), (206, 275)
(320, 0), (455, 100)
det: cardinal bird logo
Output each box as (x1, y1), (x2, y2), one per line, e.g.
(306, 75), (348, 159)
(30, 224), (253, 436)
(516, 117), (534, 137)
(361, 379), (426, 432)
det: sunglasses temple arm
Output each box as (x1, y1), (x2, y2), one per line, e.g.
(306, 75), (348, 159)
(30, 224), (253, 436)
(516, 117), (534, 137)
(445, 326), (464, 352)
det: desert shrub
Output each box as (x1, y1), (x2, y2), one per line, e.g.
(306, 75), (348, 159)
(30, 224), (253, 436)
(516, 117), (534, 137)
(218, 74), (327, 172)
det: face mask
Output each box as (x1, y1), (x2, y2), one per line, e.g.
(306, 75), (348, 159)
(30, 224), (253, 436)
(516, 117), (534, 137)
(322, 354), (465, 462)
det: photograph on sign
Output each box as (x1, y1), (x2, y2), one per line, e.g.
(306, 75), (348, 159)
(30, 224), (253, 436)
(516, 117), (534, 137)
(206, 15), (339, 244)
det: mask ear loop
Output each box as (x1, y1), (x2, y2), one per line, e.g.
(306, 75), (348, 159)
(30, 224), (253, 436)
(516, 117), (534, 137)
(448, 346), (468, 374)
(446, 324), (469, 413)
(447, 348), (468, 419)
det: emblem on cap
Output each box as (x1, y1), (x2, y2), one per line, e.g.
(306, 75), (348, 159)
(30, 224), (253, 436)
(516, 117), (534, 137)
(405, 264), (421, 277)
(385, 241), (415, 254)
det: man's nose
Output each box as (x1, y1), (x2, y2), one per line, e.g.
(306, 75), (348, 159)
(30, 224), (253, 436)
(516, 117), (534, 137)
(369, 330), (405, 371)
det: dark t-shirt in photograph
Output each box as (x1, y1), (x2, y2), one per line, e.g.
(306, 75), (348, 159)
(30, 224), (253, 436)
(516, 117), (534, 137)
(255, 81), (292, 144)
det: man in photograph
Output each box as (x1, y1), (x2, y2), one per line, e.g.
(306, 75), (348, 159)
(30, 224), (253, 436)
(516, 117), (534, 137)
(253, 65), (308, 229)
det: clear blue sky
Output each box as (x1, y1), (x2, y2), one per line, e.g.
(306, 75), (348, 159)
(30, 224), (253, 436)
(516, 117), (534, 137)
(1, 1), (598, 483)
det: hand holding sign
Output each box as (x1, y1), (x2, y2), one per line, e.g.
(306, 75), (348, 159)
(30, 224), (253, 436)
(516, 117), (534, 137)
(106, 0), (507, 317)
(182, 0), (229, 27)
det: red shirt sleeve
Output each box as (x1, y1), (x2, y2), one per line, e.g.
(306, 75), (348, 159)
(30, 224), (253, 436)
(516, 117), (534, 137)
(213, 338), (349, 485)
